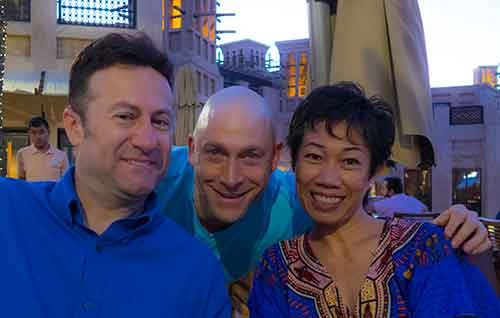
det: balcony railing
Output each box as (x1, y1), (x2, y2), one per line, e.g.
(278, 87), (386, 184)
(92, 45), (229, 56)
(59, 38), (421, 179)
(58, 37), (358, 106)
(56, 0), (136, 29)
(450, 106), (484, 125)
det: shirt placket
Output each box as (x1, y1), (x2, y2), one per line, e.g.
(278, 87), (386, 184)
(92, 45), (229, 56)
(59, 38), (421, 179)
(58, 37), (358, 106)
(74, 237), (109, 318)
(74, 226), (129, 318)
(69, 203), (152, 317)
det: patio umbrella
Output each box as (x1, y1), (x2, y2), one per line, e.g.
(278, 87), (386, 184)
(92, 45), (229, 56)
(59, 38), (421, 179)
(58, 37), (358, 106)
(173, 64), (199, 145)
(307, 0), (434, 168)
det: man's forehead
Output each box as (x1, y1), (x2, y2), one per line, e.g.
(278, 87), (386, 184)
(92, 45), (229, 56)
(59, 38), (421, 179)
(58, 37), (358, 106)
(198, 131), (272, 154)
(204, 111), (272, 136)
(29, 126), (47, 132)
(86, 66), (174, 114)
(88, 65), (172, 97)
(108, 100), (174, 115)
(214, 94), (273, 123)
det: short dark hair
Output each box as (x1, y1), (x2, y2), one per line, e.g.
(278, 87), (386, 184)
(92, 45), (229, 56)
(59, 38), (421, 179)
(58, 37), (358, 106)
(28, 116), (49, 131)
(69, 32), (173, 122)
(287, 82), (395, 176)
(385, 177), (403, 194)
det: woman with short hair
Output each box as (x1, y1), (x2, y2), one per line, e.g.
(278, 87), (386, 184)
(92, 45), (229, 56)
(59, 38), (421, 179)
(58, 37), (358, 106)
(249, 82), (500, 317)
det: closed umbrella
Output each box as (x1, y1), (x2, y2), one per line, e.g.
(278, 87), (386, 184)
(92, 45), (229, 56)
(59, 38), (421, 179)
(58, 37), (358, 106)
(308, 0), (434, 168)
(174, 64), (199, 145)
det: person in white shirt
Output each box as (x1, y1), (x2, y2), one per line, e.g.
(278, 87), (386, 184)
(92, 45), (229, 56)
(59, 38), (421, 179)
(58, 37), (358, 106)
(372, 176), (427, 217)
(16, 117), (69, 181)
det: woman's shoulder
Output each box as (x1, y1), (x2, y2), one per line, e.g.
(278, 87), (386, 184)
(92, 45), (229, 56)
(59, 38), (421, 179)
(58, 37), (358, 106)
(262, 235), (305, 264)
(388, 218), (454, 265)
(389, 218), (446, 246)
(258, 235), (306, 276)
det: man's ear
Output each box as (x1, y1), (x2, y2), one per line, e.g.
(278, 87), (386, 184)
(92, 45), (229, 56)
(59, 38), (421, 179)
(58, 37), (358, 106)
(271, 142), (283, 171)
(63, 106), (85, 147)
(187, 135), (197, 166)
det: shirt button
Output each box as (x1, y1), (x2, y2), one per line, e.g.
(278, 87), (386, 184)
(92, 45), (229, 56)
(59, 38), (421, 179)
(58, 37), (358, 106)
(82, 301), (96, 311)
(96, 243), (104, 253)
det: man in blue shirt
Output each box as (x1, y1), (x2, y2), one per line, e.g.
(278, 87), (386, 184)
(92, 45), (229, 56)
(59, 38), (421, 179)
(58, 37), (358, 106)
(0, 33), (230, 318)
(156, 86), (491, 315)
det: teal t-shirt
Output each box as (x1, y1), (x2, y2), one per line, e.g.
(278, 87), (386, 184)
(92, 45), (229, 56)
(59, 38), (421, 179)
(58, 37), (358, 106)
(155, 146), (313, 283)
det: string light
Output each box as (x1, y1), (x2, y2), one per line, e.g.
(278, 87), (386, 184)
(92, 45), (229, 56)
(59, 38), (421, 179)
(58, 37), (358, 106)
(0, 1), (6, 176)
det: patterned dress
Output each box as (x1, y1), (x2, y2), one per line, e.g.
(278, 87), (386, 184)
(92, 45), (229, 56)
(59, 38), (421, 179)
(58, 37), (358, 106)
(249, 219), (500, 317)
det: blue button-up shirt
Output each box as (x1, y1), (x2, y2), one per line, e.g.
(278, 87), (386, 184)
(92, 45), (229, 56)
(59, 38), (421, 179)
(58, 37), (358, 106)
(0, 168), (230, 317)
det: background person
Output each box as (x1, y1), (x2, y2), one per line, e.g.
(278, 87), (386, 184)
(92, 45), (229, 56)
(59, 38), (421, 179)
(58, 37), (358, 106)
(16, 116), (69, 181)
(372, 176), (428, 217)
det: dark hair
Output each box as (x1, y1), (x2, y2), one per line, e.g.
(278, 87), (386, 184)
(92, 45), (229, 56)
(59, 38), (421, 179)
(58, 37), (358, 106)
(69, 32), (173, 122)
(28, 116), (49, 131)
(385, 177), (403, 194)
(287, 82), (395, 176)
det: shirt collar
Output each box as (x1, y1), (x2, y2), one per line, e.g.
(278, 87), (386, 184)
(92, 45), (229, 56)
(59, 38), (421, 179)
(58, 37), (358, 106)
(49, 167), (80, 224)
(166, 146), (188, 178)
(31, 144), (55, 155)
(50, 167), (160, 231)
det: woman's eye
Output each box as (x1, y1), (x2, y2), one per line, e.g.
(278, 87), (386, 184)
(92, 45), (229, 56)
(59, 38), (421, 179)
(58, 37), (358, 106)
(305, 153), (322, 161)
(344, 158), (360, 166)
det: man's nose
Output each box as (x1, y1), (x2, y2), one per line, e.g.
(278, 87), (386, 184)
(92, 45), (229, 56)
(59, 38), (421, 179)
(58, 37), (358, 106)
(220, 158), (244, 190)
(130, 120), (159, 152)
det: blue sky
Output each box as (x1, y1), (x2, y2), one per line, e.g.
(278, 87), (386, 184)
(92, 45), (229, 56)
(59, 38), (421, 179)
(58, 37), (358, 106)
(217, 0), (500, 87)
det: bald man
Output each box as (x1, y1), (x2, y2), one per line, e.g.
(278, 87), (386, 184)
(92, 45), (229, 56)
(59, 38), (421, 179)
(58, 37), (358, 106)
(156, 86), (306, 284)
(156, 86), (490, 314)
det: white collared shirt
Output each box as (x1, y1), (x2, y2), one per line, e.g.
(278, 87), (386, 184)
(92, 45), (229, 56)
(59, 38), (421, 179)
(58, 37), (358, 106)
(372, 194), (428, 218)
(16, 144), (69, 181)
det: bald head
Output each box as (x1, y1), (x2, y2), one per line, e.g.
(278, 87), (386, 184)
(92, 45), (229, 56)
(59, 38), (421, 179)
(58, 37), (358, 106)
(193, 86), (276, 141)
(188, 86), (282, 232)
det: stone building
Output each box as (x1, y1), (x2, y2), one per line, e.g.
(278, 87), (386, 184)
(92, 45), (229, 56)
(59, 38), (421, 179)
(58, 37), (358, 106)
(428, 84), (500, 217)
(1, 0), (223, 176)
